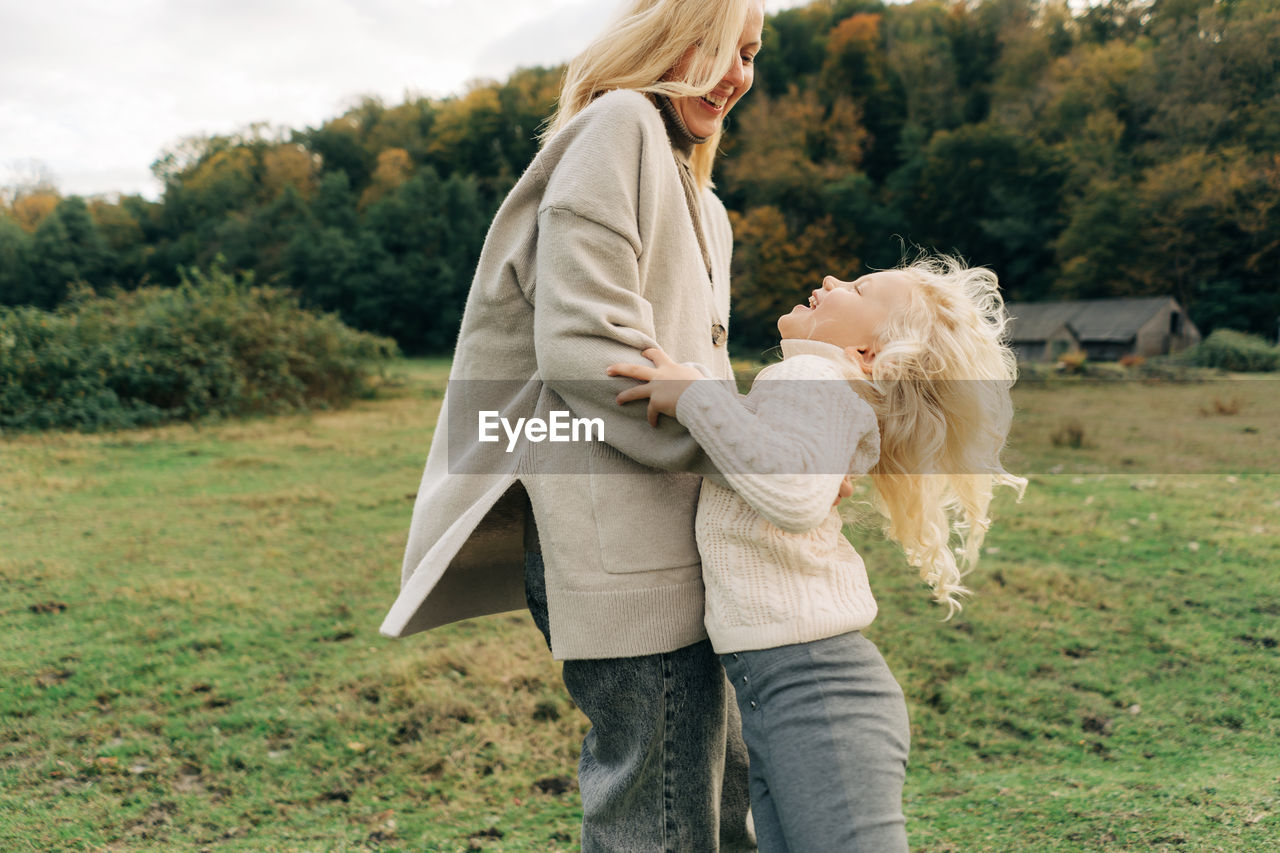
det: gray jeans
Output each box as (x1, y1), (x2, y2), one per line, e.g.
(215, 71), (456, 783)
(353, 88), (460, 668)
(524, 551), (753, 852)
(721, 632), (910, 853)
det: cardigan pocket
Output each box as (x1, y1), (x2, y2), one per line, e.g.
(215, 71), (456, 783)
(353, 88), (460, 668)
(586, 444), (701, 573)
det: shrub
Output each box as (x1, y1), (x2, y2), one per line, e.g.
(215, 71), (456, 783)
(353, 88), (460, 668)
(0, 265), (398, 432)
(1056, 350), (1088, 373)
(1177, 328), (1280, 373)
(1050, 418), (1090, 448)
(1132, 357), (1215, 382)
(1199, 396), (1242, 416)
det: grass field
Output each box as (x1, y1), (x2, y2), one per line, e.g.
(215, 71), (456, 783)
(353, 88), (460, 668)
(2, 359), (1278, 851)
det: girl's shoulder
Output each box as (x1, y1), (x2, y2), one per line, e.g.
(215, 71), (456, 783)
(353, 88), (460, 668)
(752, 355), (878, 429)
(755, 353), (850, 382)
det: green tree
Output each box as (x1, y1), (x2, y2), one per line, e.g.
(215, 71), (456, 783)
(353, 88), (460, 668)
(87, 197), (156, 290)
(0, 215), (35, 306)
(28, 197), (113, 307)
(299, 117), (376, 190)
(884, 0), (966, 135)
(1129, 148), (1274, 329)
(282, 224), (360, 319)
(891, 122), (1067, 300)
(356, 168), (487, 352)
(1053, 177), (1145, 298)
(311, 170), (359, 233)
(819, 11), (905, 180)
(754, 3), (834, 97)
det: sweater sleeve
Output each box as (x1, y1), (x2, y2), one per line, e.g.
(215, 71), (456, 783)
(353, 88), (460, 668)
(675, 355), (880, 533)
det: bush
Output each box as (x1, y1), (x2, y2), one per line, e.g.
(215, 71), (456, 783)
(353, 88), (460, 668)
(0, 265), (398, 432)
(1050, 418), (1090, 448)
(1177, 328), (1280, 373)
(1056, 350), (1088, 373)
(1132, 358), (1216, 382)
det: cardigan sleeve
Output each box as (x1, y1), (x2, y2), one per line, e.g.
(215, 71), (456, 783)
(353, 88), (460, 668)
(675, 355), (880, 533)
(527, 88), (732, 480)
(533, 205), (723, 478)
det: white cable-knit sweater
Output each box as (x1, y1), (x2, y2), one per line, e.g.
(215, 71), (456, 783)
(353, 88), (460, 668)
(675, 339), (882, 653)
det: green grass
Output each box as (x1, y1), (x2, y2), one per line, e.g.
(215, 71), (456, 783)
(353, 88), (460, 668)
(2, 360), (1277, 851)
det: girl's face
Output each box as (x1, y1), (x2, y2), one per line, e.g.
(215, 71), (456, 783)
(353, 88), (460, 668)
(666, 4), (764, 139)
(777, 270), (914, 361)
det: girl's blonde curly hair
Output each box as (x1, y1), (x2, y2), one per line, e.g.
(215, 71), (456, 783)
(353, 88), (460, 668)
(854, 254), (1027, 616)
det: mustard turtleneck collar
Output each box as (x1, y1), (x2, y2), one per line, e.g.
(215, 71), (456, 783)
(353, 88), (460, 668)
(653, 93), (707, 158)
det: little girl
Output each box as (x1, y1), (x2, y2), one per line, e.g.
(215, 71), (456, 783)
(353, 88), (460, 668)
(607, 254), (1026, 852)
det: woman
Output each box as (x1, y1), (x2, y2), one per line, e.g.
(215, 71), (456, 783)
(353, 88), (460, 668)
(379, 1), (767, 849)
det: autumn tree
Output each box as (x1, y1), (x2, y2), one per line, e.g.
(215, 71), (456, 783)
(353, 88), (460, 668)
(728, 206), (847, 354)
(364, 99), (436, 165)
(6, 0), (1276, 352)
(1131, 150), (1273, 328)
(359, 148), (415, 210)
(820, 11), (904, 179)
(719, 86), (868, 220)
(180, 146), (258, 222)
(261, 143), (318, 202)
(8, 191), (61, 233)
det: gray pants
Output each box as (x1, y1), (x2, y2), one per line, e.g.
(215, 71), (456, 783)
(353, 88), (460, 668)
(524, 551), (753, 852)
(721, 632), (911, 853)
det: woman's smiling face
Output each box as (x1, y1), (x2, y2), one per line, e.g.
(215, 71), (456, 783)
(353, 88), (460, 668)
(777, 270), (915, 358)
(666, 3), (764, 139)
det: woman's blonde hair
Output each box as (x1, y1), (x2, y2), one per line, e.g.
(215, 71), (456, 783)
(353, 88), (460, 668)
(855, 254), (1027, 616)
(542, 0), (759, 189)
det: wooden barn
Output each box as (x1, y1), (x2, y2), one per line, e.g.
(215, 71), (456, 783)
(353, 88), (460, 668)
(1005, 296), (1201, 363)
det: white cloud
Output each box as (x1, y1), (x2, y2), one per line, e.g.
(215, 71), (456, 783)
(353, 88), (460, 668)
(473, 0), (624, 83)
(0, 0), (817, 199)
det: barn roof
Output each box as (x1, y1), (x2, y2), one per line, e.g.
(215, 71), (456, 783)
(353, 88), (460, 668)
(1006, 297), (1176, 343)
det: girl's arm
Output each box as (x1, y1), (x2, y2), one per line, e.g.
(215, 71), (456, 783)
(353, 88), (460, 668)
(608, 349), (879, 533)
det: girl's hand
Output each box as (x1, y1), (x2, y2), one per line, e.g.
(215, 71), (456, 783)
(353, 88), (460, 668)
(606, 347), (704, 427)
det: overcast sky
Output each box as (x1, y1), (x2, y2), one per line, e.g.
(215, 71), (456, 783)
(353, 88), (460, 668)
(0, 0), (812, 200)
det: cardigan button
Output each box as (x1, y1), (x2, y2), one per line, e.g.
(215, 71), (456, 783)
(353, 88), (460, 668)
(711, 324), (727, 347)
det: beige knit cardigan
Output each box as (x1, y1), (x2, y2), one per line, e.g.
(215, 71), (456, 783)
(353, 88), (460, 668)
(379, 89), (735, 659)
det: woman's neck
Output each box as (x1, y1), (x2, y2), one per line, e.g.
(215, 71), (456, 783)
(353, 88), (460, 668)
(653, 94), (707, 157)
